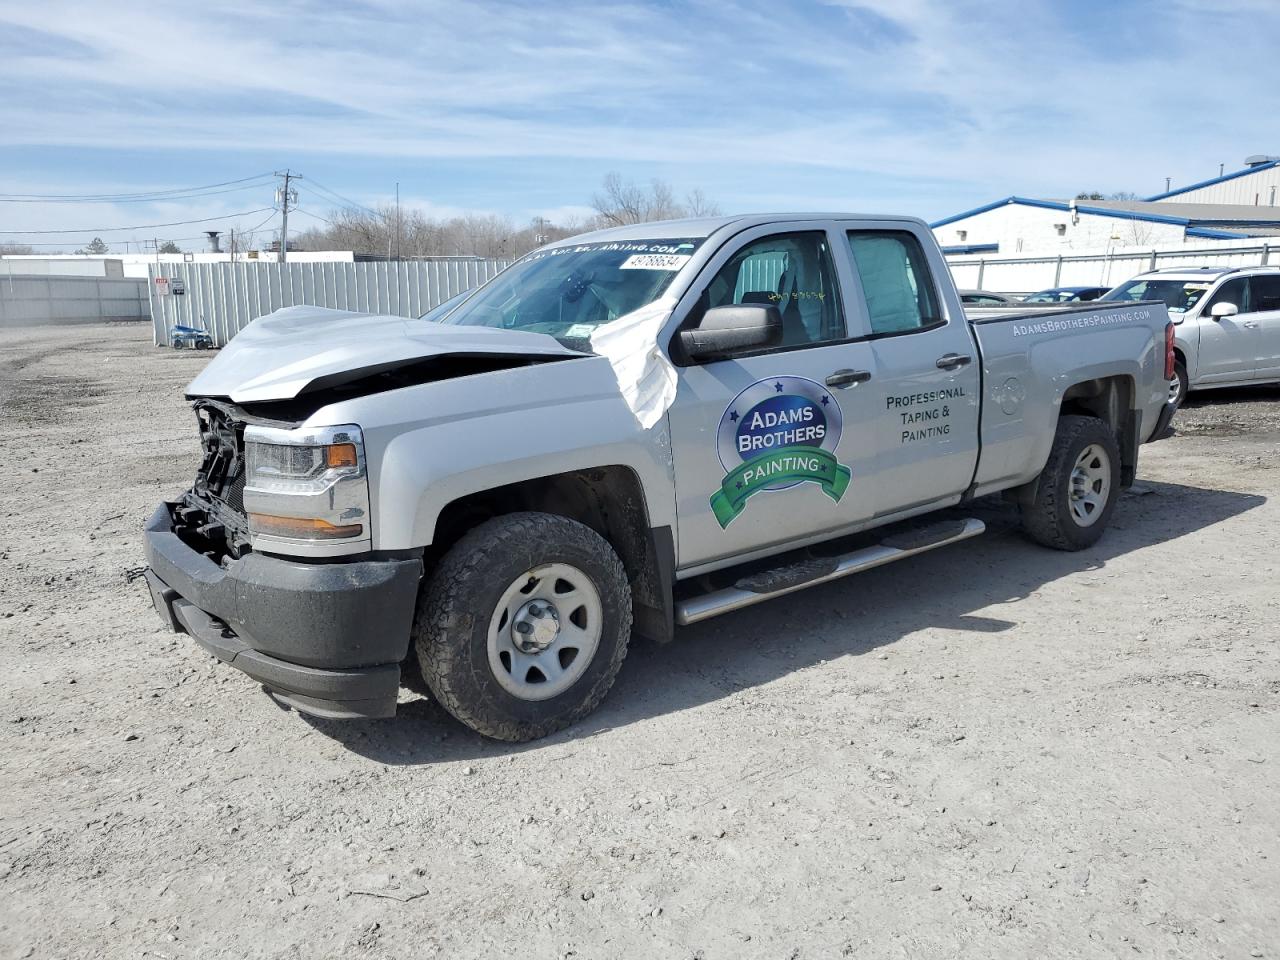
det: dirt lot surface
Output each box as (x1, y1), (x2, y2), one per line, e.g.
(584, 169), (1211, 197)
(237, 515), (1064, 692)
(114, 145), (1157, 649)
(2, 322), (1278, 960)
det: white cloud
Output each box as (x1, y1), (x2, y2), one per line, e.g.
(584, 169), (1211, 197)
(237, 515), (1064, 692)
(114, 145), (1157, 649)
(0, 0), (1272, 228)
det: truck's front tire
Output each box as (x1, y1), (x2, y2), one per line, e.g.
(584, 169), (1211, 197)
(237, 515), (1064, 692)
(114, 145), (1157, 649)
(1020, 415), (1121, 551)
(414, 512), (633, 742)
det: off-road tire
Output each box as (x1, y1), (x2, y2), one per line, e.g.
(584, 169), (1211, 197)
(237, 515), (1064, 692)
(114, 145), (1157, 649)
(1171, 360), (1188, 409)
(414, 512), (632, 742)
(1020, 415), (1121, 551)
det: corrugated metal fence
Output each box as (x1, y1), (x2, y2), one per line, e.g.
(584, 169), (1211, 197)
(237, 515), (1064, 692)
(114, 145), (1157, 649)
(148, 259), (512, 347)
(1, 273), (149, 329)
(946, 239), (1277, 296)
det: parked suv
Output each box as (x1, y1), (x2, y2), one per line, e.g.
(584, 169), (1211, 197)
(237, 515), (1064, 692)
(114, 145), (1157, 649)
(1101, 265), (1280, 406)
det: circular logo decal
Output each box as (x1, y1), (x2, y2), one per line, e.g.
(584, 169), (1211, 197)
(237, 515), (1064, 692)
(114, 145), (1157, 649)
(709, 376), (851, 528)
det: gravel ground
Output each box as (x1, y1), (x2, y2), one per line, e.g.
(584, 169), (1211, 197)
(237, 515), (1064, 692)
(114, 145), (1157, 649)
(2, 322), (1278, 960)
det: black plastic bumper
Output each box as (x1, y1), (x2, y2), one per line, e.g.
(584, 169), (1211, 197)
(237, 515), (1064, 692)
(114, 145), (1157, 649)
(142, 502), (422, 719)
(1149, 399), (1177, 442)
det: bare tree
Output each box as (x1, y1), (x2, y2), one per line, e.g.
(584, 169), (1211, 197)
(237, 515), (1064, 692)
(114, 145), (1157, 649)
(283, 174), (721, 259)
(0, 242), (34, 255)
(683, 188), (722, 218)
(591, 172), (706, 225)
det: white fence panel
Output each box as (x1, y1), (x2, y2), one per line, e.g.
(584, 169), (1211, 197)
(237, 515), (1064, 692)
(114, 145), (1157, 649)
(0, 273), (149, 328)
(149, 259), (512, 347)
(945, 238), (1277, 297)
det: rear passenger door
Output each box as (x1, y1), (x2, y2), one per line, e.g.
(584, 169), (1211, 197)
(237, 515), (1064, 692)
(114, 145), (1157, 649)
(839, 224), (982, 517)
(1247, 273), (1280, 379)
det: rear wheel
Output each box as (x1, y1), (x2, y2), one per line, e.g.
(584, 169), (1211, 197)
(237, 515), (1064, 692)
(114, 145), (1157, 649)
(1020, 415), (1121, 551)
(414, 512), (632, 742)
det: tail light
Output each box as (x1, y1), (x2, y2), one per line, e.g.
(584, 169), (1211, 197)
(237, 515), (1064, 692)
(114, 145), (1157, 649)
(1164, 322), (1176, 381)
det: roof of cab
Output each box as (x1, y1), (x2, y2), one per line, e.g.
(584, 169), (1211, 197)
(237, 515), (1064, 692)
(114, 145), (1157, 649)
(543, 213), (926, 247)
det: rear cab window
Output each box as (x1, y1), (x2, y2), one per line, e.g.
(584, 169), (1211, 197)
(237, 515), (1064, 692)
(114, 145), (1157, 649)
(846, 230), (944, 336)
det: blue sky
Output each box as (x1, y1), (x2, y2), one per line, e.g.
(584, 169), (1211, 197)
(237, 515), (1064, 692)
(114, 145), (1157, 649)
(0, 0), (1272, 250)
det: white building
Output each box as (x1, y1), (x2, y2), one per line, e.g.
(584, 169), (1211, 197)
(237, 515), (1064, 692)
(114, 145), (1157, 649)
(1147, 155), (1280, 206)
(932, 156), (1280, 257)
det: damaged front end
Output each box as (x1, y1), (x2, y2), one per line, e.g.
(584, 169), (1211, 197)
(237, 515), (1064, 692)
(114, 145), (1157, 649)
(142, 398), (421, 720)
(176, 398), (255, 563)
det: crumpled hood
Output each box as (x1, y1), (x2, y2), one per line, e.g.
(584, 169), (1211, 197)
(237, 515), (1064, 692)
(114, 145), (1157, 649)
(185, 305), (584, 403)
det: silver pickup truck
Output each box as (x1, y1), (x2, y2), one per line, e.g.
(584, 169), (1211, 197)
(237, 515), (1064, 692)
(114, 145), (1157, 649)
(142, 214), (1176, 741)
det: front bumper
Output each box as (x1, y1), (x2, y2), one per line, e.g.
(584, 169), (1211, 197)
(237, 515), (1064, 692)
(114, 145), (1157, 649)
(142, 502), (422, 719)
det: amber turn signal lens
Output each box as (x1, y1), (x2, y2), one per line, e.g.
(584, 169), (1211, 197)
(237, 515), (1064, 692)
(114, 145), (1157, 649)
(248, 513), (363, 540)
(325, 443), (359, 469)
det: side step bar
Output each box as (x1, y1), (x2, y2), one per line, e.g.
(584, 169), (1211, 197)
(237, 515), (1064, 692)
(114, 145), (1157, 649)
(674, 517), (986, 625)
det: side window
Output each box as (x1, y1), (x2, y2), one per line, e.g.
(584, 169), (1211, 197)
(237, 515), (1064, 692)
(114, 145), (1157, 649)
(1250, 275), (1280, 313)
(698, 231), (845, 349)
(847, 231), (943, 335)
(1203, 277), (1250, 316)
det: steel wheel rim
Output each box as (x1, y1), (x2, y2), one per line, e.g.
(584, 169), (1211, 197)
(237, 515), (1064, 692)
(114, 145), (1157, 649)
(487, 562), (602, 701)
(1068, 443), (1111, 527)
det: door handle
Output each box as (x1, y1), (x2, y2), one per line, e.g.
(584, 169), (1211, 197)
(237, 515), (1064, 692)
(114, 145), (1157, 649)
(936, 353), (973, 370)
(1242, 320), (1260, 329)
(825, 368), (872, 388)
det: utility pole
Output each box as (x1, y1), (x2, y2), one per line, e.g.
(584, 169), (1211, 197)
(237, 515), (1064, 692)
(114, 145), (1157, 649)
(274, 169), (300, 262)
(395, 181), (401, 260)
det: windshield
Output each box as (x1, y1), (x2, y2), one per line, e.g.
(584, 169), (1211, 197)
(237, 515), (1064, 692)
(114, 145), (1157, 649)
(418, 288), (473, 322)
(1100, 278), (1213, 314)
(1026, 289), (1075, 303)
(441, 238), (703, 344)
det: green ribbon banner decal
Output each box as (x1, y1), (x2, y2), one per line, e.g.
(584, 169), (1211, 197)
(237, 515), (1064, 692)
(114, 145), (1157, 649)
(710, 447), (851, 529)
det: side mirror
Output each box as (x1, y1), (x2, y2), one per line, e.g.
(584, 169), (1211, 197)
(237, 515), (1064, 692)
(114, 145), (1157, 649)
(680, 304), (782, 360)
(1210, 302), (1239, 320)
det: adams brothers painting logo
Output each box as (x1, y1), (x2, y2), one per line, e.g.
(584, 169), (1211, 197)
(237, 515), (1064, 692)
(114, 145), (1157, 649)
(710, 376), (852, 529)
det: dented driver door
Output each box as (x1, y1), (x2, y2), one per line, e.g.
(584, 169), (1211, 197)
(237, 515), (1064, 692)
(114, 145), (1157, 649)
(664, 222), (882, 573)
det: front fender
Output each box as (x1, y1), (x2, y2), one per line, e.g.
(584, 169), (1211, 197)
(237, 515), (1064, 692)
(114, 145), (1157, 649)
(307, 357), (677, 551)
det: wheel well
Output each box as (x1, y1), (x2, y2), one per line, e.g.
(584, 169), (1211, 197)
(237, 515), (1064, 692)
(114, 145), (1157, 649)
(1058, 375), (1138, 485)
(430, 467), (674, 644)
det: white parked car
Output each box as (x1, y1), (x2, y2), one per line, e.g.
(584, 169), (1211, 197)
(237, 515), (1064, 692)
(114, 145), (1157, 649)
(1100, 266), (1280, 406)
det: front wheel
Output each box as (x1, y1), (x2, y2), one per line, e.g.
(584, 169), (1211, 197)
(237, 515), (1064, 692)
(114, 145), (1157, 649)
(1020, 415), (1121, 551)
(414, 512), (633, 742)
(1170, 360), (1188, 408)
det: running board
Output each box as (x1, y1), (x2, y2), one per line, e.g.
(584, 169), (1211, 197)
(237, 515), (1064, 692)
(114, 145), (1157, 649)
(674, 517), (986, 625)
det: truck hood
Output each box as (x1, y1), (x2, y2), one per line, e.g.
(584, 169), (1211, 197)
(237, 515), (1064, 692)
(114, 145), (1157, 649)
(185, 306), (585, 403)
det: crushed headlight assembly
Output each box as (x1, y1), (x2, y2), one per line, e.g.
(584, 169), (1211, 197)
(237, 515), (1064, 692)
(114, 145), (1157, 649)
(242, 423), (371, 557)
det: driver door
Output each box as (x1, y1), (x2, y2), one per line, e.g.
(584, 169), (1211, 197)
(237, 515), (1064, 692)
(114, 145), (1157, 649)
(665, 223), (881, 572)
(1196, 277), (1259, 382)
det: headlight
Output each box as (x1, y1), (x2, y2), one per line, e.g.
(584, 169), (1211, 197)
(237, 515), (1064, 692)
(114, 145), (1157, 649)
(242, 423), (371, 555)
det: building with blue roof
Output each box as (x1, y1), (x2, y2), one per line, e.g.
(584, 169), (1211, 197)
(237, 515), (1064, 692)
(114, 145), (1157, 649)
(933, 156), (1280, 257)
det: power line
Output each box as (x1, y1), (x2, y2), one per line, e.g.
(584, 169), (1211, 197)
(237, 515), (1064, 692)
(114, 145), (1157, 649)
(291, 207), (334, 225)
(0, 207), (276, 235)
(303, 176), (380, 217)
(0, 173), (275, 202)
(6, 211), (282, 249)
(0, 181), (277, 205)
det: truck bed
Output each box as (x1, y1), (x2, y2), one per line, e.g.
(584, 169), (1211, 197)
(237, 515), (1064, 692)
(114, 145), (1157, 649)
(961, 298), (1171, 499)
